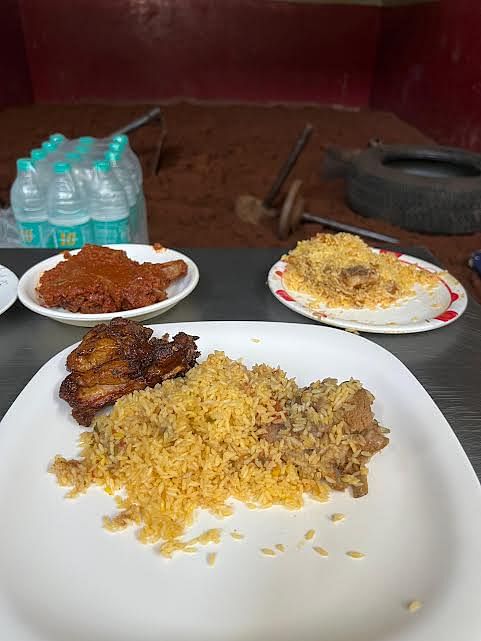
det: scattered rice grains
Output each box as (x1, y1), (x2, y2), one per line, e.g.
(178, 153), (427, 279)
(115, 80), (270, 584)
(230, 532), (245, 540)
(261, 548), (276, 557)
(304, 529), (316, 540)
(207, 552), (217, 567)
(346, 550), (365, 559)
(50, 351), (388, 557)
(407, 600), (423, 613)
(330, 513), (345, 523)
(313, 546), (329, 557)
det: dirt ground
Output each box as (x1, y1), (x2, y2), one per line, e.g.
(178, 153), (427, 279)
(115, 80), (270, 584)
(1, 103), (480, 302)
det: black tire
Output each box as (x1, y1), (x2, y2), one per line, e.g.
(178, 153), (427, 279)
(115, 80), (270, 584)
(346, 145), (481, 234)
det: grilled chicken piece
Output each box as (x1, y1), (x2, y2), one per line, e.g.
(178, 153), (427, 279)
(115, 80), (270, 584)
(60, 318), (199, 426)
(66, 317), (154, 373)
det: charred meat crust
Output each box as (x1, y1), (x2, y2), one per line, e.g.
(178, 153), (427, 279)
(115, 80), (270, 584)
(60, 318), (199, 426)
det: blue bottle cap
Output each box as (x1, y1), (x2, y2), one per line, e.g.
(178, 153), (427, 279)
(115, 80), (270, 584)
(106, 150), (122, 162)
(50, 133), (66, 144)
(17, 158), (33, 172)
(94, 160), (110, 172)
(42, 141), (57, 154)
(31, 148), (46, 162)
(65, 152), (81, 163)
(112, 134), (128, 146)
(53, 162), (71, 174)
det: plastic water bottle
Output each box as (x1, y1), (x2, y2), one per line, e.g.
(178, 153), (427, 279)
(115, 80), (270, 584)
(78, 136), (111, 155)
(89, 160), (130, 244)
(31, 148), (52, 188)
(108, 142), (147, 238)
(111, 134), (143, 185)
(64, 151), (89, 197)
(105, 150), (138, 238)
(42, 140), (64, 164)
(47, 162), (92, 249)
(10, 158), (50, 247)
(77, 136), (94, 148)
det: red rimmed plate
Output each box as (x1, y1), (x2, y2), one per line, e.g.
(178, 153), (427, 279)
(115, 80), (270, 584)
(268, 249), (467, 334)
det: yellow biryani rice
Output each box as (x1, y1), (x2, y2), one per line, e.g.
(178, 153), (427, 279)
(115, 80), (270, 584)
(282, 232), (439, 309)
(50, 351), (388, 555)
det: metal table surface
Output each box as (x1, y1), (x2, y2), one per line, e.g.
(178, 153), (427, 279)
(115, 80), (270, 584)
(1, 247), (480, 481)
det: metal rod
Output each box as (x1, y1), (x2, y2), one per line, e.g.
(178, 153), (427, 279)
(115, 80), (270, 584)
(262, 124), (313, 209)
(302, 212), (399, 244)
(111, 107), (162, 136)
(152, 130), (167, 176)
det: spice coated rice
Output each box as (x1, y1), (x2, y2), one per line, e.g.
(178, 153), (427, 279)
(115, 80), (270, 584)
(50, 351), (388, 555)
(282, 233), (439, 309)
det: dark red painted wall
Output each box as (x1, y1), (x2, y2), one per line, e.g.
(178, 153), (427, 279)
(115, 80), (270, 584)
(18, 0), (380, 106)
(6, 0), (481, 151)
(371, 0), (481, 150)
(0, 0), (32, 105)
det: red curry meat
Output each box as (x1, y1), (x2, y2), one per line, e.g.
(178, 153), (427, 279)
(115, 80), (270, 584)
(36, 244), (187, 313)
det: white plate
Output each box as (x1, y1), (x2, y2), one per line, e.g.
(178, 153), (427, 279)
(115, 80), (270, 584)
(17, 244), (199, 326)
(0, 321), (479, 641)
(0, 264), (18, 316)
(268, 249), (467, 333)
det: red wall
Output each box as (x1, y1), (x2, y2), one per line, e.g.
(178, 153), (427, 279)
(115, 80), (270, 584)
(371, 0), (481, 150)
(18, 0), (380, 107)
(6, 0), (481, 151)
(0, 0), (32, 105)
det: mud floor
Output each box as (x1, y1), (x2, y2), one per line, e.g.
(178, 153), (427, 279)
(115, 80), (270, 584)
(1, 103), (479, 301)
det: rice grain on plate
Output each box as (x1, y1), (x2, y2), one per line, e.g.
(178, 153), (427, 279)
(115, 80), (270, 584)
(51, 352), (388, 554)
(282, 233), (439, 309)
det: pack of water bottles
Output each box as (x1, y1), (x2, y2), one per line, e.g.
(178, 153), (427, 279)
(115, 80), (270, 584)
(10, 132), (148, 249)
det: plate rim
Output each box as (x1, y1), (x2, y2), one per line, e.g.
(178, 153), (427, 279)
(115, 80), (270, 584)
(16, 244), (200, 322)
(267, 249), (468, 334)
(0, 264), (19, 316)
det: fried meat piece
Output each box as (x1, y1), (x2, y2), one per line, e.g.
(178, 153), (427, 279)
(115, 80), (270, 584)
(60, 318), (199, 426)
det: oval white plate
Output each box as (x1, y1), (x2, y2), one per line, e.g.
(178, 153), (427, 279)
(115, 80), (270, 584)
(0, 321), (480, 641)
(268, 249), (467, 334)
(17, 244), (199, 327)
(0, 264), (18, 316)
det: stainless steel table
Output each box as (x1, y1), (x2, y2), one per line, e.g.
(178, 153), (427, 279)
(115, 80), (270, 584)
(1, 247), (480, 480)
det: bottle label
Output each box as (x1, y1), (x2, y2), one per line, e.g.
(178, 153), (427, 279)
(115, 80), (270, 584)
(17, 221), (51, 248)
(52, 221), (93, 249)
(93, 218), (130, 245)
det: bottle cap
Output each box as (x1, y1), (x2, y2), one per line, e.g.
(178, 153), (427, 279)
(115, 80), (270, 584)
(112, 134), (128, 147)
(17, 158), (33, 172)
(75, 143), (91, 154)
(108, 141), (123, 152)
(94, 160), (110, 173)
(65, 152), (81, 163)
(50, 133), (66, 145)
(106, 150), (122, 162)
(31, 148), (46, 161)
(42, 141), (57, 154)
(53, 162), (71, 174)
